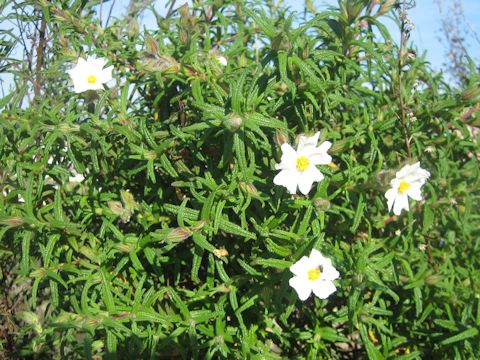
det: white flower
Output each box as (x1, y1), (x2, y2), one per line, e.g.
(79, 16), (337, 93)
(273, 132), (332, 195)
(69, 172), (85, 183)
(289, 249), (339, 301)
(216, 55), (227, 66)
(67, 56), (113, 93)
(384, 162), (430, 215)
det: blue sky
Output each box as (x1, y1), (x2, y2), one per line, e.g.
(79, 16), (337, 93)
(283, 0), (479, 72)
(1, 0), (479, 93)
(137, 0), (479, 73)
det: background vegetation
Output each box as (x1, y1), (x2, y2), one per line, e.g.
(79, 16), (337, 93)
(0, 0), (479, 358)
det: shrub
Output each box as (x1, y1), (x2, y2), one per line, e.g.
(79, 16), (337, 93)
(1, 0), (479, 358)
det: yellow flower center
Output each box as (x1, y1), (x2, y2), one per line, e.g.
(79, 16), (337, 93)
(398, 181), (411, 194)
(87, 74), (97, 84)
(308, 267), (321, 281)
(296, 156), (310, 171)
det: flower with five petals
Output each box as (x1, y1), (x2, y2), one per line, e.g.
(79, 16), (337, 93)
(289, 249), (340, 301)
(384, 162), (430, 215)
(273, 132), (332, 195)
(68, 56), (113, 93)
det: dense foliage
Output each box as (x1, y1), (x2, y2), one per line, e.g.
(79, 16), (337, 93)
(1, 0), (479, 358)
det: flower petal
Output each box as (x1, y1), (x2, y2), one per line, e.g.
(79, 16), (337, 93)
(311, 280), (337, 299)
(396, 162), (430, 183)
(297, 132), (320, 152)
(73, 81), (89, 94)
(317, 141), (332, 154)
(69, 173), (85, 183)
(66, 67), (78, 79)
(309, 151), (332, 165)
(321, 264), (340, 281)
(289, 276), (312, 301)
(393, 193), (409, 215)
(407, 182), (423, 201)
(217, 56), (227, 66)
(298, 166), (324, 195)
(309, 251), (340, 281)
(90, 80), (106, 90)
(275, 143), (297, 170)
(92, 57), (107, 70)
(99, 65), (113, 84)
(290, 256), (313, 276)
(396, 163), (413, 179)
(273, 169), (298, 194)
(76, 57), (88, 68)
(309, 249), (327, 264)
(300, 141), (332, 165)
(385, 188), (397, 212)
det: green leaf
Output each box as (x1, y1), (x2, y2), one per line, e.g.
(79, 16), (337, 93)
(440, 327), (479, 346)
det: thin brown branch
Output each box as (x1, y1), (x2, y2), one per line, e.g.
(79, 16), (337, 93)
(166, 0), (177, 19)
(105, 0), (116, 28)
(34, 13), (47, 99)
(397, 0), (411, 158)
(99, 0), (103, 26)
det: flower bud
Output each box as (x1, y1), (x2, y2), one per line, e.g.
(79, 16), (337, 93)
(352, 273), (364, 287)
(121, 190), (137, 212)
(179, 29), (189, 45)
(314, 197), (331, 212)
(239, 182), (260, 198)
(20, 311), (42, 335)
(115, 243), (133, 253)
(215, 284), (230, 293)
(425, 274), (443, 286)
(461, 87), (480, 102)
(58, 123), (79, 134)
(302, 46), (310, 59)
(166, 227), (192, 242)
(404, 49), (417, 63)
(209, 50), (227, 67)
(377, 0), (396, 17)
(59, 35), (68, 48)
(329, 139), (349, 154)
(192, 220), (206, 231)
(108, 201), (124, 216)
(375, 169), (395, 187)
(213, 248), (229, 258)
(238, 54), (248, 67)
(271, 33), (291, 51)
(0, 216), (24, 227)
(275, 82), (288, 96)
(223, 113), (243, 132)
(274, 129), (288, 146)
(127, 18), (139, 38)
(30, 268), (47, 278)
(144, 150), (157, 160)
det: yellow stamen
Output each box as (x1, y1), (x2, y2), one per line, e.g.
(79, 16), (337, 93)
(87, 75), (97, 84)
(308, 268), (321, 281)
(398, 181), (410, 194)
(296, 156), (310, 171)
